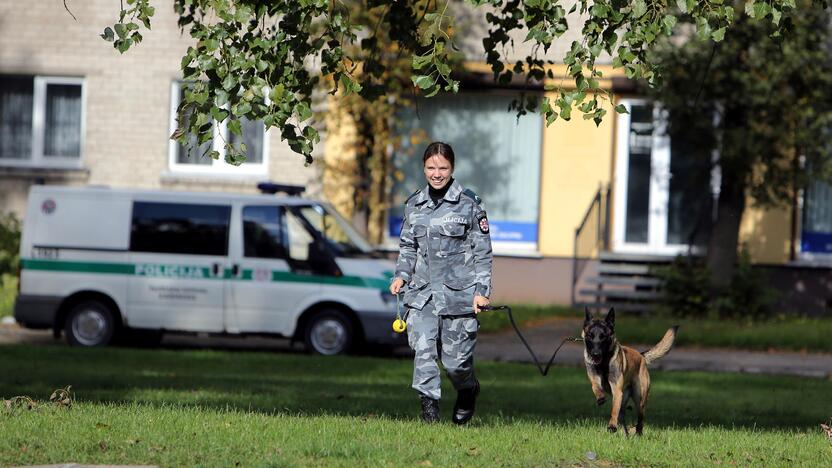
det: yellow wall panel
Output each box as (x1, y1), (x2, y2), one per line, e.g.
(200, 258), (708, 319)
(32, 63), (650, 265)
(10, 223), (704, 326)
(739, 201), (793, 264)
(538, 95), (616, 258)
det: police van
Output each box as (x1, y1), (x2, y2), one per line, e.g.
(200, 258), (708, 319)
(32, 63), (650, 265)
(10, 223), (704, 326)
(14, 184), (402, 354)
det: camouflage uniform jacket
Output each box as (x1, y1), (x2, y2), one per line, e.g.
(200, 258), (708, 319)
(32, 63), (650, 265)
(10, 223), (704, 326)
(395, 179), (493, 315)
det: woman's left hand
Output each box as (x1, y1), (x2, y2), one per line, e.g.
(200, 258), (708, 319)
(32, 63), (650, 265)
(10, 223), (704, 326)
(473, 295), (490, 314)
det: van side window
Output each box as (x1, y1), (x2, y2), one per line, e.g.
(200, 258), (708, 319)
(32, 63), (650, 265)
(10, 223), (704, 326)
(242, 206), (287, 259)
(130, 202), (231, 256)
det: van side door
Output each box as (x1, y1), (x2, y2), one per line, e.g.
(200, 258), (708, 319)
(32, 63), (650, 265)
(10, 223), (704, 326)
(127, 201), (230, 332)
(226, 205), (323, 335)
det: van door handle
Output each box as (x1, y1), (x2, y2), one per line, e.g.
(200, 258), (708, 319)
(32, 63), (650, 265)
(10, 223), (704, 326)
(212, 263), (221, 277)
(231, 264), (240, 276)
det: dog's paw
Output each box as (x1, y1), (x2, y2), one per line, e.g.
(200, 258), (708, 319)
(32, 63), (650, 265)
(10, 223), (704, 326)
(607, 425), (618, 433)
(596, 396), (606, 406)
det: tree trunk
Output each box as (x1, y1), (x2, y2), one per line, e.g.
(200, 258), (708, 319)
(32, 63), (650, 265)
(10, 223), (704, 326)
(706, 168), (746, 289)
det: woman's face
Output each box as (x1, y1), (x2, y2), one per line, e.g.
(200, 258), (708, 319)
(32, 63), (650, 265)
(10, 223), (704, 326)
(423, 154), (453, 190)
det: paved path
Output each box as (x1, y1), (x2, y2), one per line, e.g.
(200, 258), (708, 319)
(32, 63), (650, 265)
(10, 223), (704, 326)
(476, 317), (832, 379)
(3, 319), (831, 378)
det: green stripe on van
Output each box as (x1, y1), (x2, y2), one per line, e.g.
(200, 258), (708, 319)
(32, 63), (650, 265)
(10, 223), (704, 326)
(22, 259), (135, 275)
(21, 259), (387, 290)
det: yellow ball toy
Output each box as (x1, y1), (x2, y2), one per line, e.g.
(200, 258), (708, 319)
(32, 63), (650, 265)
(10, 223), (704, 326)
(392, 318), (407, 333)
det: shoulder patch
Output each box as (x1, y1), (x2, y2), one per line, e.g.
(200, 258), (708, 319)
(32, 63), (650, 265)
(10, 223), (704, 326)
(476, 210), (489, 234)
(461, 188), (481, 204)
(405, 189), (422, 204)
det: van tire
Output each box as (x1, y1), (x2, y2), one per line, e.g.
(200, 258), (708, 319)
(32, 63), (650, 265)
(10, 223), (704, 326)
(304, 309), (353, 355)
(65, 300), (117, 347)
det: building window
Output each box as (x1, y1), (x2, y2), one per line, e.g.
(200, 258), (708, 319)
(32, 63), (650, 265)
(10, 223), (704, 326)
(168, 82), (267, 175)
(801, 179), (832, 258)
(0, 75), (84, 167)
(130, 201), (231, 256)
(391, 92), (543, 254)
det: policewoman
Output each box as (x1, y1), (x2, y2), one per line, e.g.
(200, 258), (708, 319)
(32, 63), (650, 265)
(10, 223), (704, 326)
(389, 141), (493, 424)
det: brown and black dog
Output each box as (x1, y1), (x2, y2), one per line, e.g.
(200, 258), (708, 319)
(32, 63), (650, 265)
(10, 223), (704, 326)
(583, 307), (678, 435)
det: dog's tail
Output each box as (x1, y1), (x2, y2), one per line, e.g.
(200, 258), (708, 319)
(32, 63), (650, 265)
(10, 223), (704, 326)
(642, 326), (679, 365)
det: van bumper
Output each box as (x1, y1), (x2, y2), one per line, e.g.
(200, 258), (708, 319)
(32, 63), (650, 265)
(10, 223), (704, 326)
(14, 294), (62, 329)
(357, 310), (407, 346)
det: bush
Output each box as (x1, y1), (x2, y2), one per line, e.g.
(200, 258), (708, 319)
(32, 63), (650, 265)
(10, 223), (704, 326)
(712, 249), (778, 320)
(0, 212), (21, 277)
(654, 250), (777, 320)
(0, 212), (21, 319)
(652, 255), (711, 318)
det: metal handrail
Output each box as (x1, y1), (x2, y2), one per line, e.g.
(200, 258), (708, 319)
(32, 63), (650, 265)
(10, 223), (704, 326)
(571, 184), (610, 306)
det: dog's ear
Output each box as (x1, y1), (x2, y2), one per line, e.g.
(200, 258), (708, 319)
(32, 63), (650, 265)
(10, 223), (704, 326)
(605, 307), (616, 328)
(584, 306), (591, 326)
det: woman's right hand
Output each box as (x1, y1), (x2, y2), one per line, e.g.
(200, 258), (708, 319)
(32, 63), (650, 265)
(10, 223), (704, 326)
(389, 278), (405, 295)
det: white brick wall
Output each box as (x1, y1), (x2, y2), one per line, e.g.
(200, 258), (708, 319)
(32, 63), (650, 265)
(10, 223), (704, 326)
(0, 0), (319, 218)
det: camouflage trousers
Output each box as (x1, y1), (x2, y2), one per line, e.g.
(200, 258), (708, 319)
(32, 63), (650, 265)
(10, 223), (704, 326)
(406, 297), (479, 400)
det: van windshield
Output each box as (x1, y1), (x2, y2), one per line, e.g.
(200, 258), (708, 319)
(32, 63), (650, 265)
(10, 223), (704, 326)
(297, 204), (375, 256)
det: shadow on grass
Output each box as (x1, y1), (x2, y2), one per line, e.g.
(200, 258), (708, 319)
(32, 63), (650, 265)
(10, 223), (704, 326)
(1, 344), (828, 431)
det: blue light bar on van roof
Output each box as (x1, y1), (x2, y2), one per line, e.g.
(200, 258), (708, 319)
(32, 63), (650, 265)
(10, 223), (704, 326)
(257, 182), (306, 197)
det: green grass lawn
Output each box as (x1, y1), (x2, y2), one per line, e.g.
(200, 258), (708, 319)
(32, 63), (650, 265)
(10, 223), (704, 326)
(479, 305), (832, 353)
(1, 345), (830, 466)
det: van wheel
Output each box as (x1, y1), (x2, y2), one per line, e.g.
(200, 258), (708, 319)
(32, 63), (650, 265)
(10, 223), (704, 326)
(304, 310), (353, 355)
(65, 300), (116, 347)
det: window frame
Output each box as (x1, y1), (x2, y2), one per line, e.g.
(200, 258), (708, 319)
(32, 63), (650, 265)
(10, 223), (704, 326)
(167, 81), (269, 176)
(0, 75), (85, 169)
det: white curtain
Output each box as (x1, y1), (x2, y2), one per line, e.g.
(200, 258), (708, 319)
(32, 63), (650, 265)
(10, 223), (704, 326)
(0, 77), (33, 160)
(43, 84), (82, 158)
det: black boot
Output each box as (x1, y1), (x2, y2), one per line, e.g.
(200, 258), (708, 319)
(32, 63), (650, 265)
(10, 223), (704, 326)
(420, 396), (440, 423)
(452, 380), (480, 425)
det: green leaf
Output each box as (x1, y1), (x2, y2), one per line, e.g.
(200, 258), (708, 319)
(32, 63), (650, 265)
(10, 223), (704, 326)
(711, 27), (726, 42)
(675, 0), (689, 13)
(632, 0), (647, 18)
(411, 75), (434, 90)
(222, 74), (237, 92)
(269, 84), (285, 103)
(210, 107), (228, 122)
(412, 53), (433, 71)
(115, 38), (133, 54)
(228, 119), (242, 137)
(234, 101), (251, 117)
(614, 104), (629, 114)
(295, 102), (312, 122)
(303, 126), (320, 144)
(662, 15), (677, 34)
(114, 23), (127, 39)
(215, 90), (229, 107)
(100, 27), (115, 42)
(771, 8), (782, 26)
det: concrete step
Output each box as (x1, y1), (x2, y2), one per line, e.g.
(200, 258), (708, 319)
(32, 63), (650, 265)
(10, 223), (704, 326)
(574, 301), (654, 312)
(596, 263), (652, 275)
(578, 289), (661, 300)
(585, 276), (662, 287)
(599, 251), (676, 264)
